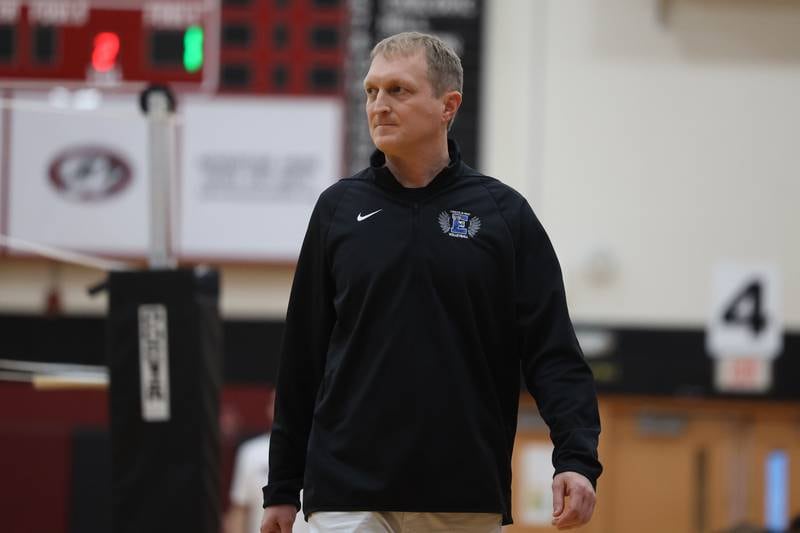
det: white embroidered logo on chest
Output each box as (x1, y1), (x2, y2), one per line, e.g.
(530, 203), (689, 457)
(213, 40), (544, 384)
(439, 210), (481, 239)
(357, 209), (382, 222)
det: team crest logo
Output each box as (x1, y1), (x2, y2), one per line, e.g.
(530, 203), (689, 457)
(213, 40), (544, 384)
(48, 146), (132, 202)
(438, 210), (481, 239)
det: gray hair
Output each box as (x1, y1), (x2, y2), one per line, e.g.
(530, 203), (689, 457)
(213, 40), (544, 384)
(370, 31), (463, 97)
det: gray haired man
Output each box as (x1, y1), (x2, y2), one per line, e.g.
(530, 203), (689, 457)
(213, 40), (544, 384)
(261, 31), (602, 533)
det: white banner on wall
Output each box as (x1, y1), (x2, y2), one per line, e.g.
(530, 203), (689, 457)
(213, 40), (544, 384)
(179, 96), (343, 261)
(7, 91), (149, 256)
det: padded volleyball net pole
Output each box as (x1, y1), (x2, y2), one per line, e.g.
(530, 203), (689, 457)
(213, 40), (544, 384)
(106, 85), (222, 533)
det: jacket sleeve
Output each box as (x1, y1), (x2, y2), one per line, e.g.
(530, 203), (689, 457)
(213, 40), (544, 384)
(262, 193), (338, 510)
(514, 199), (603, 488)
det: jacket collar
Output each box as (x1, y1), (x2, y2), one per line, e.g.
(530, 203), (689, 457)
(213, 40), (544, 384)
(370, 138), (463, 195)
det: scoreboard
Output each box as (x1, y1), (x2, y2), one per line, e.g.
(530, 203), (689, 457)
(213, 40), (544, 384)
(0, 0), (349, 94)
(0, 0), (217, 90)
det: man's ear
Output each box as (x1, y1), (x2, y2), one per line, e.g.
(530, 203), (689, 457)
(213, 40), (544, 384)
(442, 91), (462, 124)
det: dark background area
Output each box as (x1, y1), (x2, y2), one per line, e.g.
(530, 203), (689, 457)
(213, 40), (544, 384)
(0, 380), (271, 533)
(1, 313), (798, 400)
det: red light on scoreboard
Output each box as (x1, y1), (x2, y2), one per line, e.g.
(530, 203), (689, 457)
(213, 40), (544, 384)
(91, 32), (119, 73)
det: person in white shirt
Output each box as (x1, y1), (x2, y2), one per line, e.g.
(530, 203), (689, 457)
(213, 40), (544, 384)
(225, 393), (308, 533)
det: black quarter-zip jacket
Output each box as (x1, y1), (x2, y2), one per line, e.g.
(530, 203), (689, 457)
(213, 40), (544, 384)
(263, 140), (602, 525)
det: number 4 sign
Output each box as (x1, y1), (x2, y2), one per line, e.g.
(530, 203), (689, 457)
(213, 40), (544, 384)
(706, 263), (783, 360)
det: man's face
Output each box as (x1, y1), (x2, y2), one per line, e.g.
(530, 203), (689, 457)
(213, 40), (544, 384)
(363, 50), (450, 157)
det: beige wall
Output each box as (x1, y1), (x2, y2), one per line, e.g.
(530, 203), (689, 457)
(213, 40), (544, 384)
(0, 258), (295, 318)
(482, 0), (800, 329)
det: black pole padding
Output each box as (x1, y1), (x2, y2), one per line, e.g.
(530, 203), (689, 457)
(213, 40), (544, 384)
(107, 268), (222, 533)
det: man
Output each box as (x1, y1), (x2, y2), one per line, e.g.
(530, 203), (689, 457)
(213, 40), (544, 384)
(262, 32), (602, 533)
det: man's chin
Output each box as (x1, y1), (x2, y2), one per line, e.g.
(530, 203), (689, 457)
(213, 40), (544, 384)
(372, 136), (402, 155)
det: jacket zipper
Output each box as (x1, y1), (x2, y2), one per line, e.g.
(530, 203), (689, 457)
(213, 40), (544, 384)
(412, 202), (421, 280)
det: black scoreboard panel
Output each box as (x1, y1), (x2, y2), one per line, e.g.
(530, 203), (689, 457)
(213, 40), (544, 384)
(345, 0), (484, 173)
(219, 0), (347, 94)
(0, 24), (15, 63)
(0, 24), (15, 62)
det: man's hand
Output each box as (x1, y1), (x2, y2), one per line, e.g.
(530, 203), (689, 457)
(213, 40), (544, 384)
(260, 505), (297, 533)
(551, 471), (596, 530)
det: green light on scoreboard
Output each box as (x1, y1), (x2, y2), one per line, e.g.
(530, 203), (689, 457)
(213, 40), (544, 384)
(183, 26), (204, 73)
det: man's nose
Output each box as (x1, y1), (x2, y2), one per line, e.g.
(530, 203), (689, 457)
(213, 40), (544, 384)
(372, 90), (390, 112)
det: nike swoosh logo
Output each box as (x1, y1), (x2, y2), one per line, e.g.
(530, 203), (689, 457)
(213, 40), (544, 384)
(357, 209), (382, 222)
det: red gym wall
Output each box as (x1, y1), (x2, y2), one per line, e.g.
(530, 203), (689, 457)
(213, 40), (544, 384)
(0, 382), (274, 533)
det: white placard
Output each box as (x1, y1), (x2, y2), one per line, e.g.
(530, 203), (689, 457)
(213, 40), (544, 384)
(706, 263), (782, 360)
(139, 304), (170, 422)
(8, 90), (149, 256)
(518, 443), (555, 526)
(179, 96), (343, 261)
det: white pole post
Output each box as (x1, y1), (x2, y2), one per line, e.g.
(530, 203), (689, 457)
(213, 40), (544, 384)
(143, 89), (176, 269)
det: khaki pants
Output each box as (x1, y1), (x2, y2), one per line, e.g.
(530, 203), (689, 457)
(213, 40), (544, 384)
(308, 511), (502, 533)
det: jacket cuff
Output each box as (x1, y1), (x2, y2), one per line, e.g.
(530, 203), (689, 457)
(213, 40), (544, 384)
(262, 483), (302, 511)
(553, 464), (601, 491)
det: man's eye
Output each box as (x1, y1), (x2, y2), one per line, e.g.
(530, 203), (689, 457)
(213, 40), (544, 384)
(390, 86), (404, 94)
